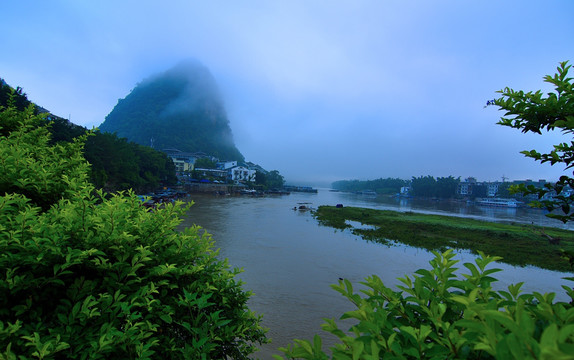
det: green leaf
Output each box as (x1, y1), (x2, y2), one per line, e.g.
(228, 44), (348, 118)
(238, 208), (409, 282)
(159, 314), (172, 324)
(540, 323), (559, 349)
(352, 339), (365, 360)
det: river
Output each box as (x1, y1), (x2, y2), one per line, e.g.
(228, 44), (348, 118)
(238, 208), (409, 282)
(180, 189), (573, 359)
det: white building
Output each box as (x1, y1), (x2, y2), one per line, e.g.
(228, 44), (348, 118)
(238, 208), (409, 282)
(457, 177), (477, 196)
(486, 182), (500, 197)
(217, 161), (238, 170)
(230, 166), (256, 183)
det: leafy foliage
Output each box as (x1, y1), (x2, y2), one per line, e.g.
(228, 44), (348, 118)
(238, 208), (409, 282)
(410, 176), (461, 198)
(255, 170), (267, 187)
(435, 176), (462, 199)
(0, 80), (29, 112)
(0, 106), (89, 212)
(84, 131), (177, 192)
(410, 175), (437, 198)
(194, 157), (217, 169)
(276, 250), (574, 359)
(494, 61), (574, 223)
(253, 170), (285, 190)
(47, 116), (177, 193)
(332, 177), (461, 198)
(99, 60), (245, 162)
(0, 80), (177, 193)
(0, 105), (267, 358)
(266, 170), (286, 189)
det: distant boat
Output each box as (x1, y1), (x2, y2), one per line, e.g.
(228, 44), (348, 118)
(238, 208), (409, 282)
(265, 189), (290, 195)
(357, 190), (377, 196)
(476, 198), (520, 208)
(293, 202), (314, 211)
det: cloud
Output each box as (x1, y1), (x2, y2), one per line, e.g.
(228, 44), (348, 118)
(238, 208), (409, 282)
(1, 0), (573, 184)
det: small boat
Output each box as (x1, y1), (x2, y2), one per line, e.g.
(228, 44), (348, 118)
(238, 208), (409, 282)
(293, 202), (314, 211)
(356, 190), (377, 196)
(265, 189), (291, 195)
(476, 198), (520, 208)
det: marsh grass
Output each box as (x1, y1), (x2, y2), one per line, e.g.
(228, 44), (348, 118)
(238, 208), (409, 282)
(314, 205), (574, 272)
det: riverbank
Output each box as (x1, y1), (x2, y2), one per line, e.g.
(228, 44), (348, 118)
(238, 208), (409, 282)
(314, 205), (574, 272)
(182, 192), (574, 357)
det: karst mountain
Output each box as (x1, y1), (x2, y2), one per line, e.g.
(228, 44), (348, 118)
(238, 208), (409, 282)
(99, 60), (244, 161)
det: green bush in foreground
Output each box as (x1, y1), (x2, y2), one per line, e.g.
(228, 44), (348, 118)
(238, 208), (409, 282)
(0, 104), (267, 358)
(276, 250), (574, 359)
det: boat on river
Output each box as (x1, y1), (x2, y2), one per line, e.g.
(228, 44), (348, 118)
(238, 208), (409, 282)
(293, 202), (314, 211)
(476, 197), (520, 208)
(356, 190), (377, 196)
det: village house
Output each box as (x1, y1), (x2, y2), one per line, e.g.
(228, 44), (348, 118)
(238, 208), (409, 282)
(486, 182), (500, 197)
(163, 148), (260, 185)
(457, 177), (477, 196)
(216, 161), (238, 171)
(230, 165), (256, 183)
(163, 148), (197, 175)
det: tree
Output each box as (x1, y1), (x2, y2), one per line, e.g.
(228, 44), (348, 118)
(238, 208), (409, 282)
(436, 176), (460, 199)
(410, 175), (437, 197)
(265, 170), (285, 189)
(410, 176), (460, 199)
(0, 80), (177, 193)
(193, 157), (217, 169)
(255, 170), (267, 186)
(496, 182), (512, 198)
(0, 81), (30, 111)
(469, 183), (487, 200)
(0, 104), (267, 359)
(493, 61), (574, 223)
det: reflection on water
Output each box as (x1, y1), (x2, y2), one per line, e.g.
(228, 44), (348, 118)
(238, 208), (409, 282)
(181, 190), (573, 358)
(339, 192), (573, 230)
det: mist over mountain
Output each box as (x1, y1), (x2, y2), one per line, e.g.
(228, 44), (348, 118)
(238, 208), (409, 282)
(100, 60), (244, 161)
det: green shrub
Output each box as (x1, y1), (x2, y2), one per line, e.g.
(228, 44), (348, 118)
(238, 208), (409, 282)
(0, 104), (267, 359)
(275, 250), (574, 359)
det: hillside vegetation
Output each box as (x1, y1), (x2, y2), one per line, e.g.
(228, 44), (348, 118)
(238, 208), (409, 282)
(0, 80), (177, 193)
(99, 60), (245, 162)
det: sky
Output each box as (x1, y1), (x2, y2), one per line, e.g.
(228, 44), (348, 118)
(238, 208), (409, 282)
(2, 1), (574, 186)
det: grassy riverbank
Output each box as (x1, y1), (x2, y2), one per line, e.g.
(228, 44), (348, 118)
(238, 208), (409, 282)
(314, 205), (574, 272)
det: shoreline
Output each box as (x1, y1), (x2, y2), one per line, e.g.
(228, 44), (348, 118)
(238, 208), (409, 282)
(313, 205), (574, 272)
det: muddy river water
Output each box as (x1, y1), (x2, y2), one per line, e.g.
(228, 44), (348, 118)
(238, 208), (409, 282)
(180, 189), (572, 358)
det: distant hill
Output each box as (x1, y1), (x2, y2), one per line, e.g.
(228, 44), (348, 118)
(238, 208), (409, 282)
(99, 60), (245, 162)
(0, 78), (177, 193)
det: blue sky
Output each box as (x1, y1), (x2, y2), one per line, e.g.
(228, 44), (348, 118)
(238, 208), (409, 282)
(2, 1), (573, 185)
